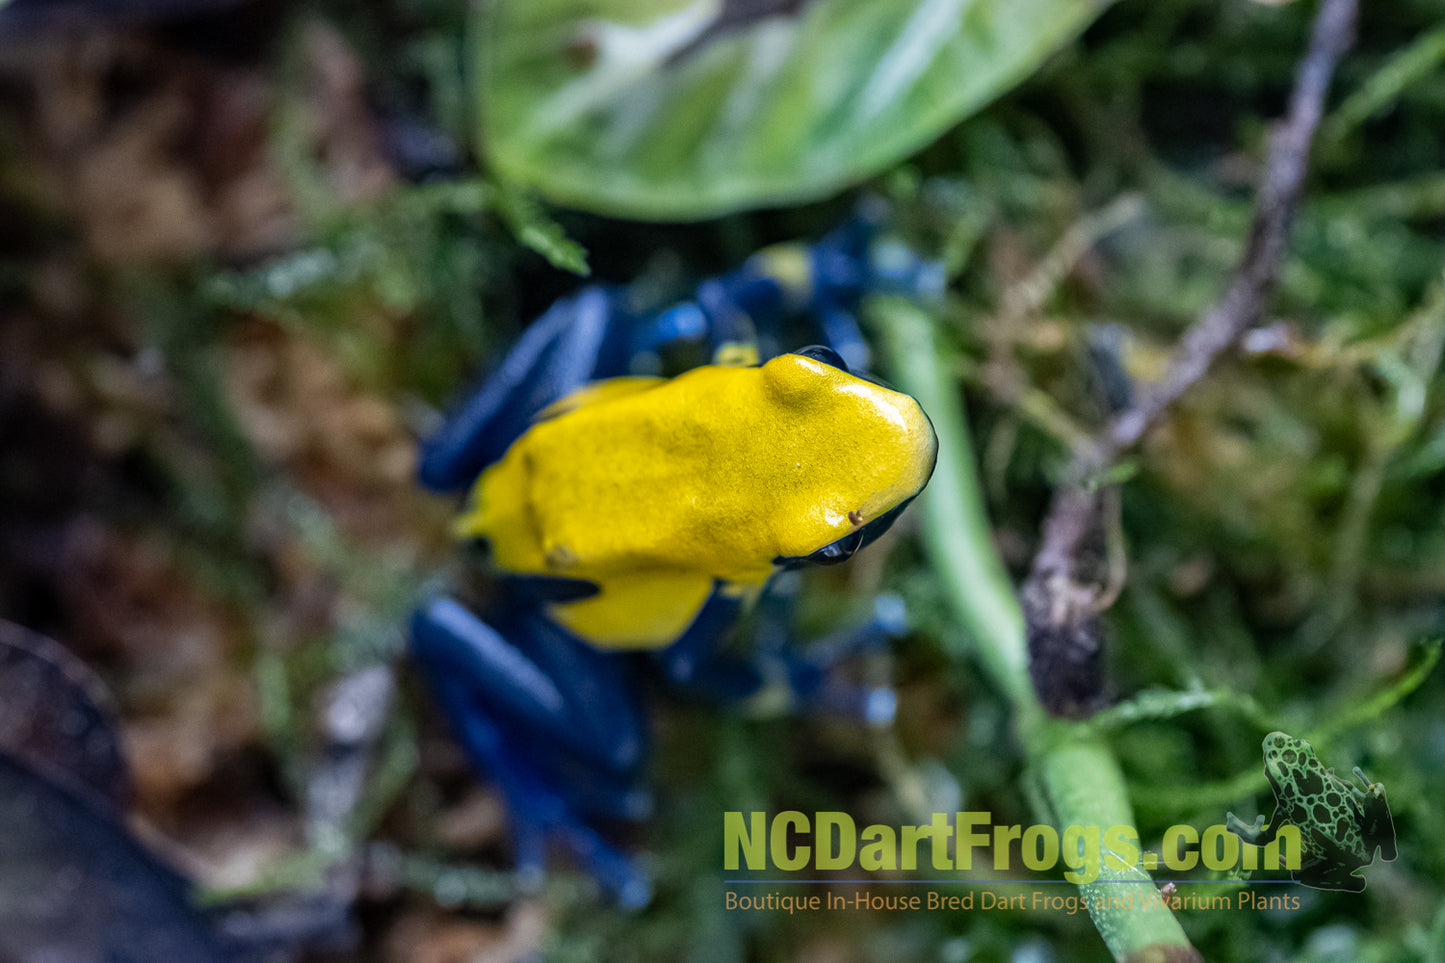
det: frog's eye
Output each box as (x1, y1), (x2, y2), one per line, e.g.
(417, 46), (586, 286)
(805, 528), (865, 566)
(794, 344), (849, 372)
(775, 497), (920, 570)
(794, 343), (905, 393)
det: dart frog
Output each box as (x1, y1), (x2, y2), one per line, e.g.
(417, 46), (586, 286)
(410, 210), (940, 906)
(1226, 731), (1397, 893)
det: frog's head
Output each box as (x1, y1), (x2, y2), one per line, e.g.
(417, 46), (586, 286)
(1261, 731), (1322, 798)
(758, 347), (938, 567)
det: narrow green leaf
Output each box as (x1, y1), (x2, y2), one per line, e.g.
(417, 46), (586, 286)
(496, 187), (591, 275)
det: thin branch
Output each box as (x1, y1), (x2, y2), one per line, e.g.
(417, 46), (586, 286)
(1104, 0), (1358, 462)
(1023, 0), (1360, 716)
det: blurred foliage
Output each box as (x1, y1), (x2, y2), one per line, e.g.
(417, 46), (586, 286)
(1, 0), (1443, 960)
(477, 0), (1110, 219)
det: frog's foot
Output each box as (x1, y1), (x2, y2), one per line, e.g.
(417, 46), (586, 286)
(1293, 855), (1367, 893)
(1225, 864), (1255, 883)
(1348, 765), (1399, 862)
(1226, 811), (1269, 846)
(410, 597), (652, 906)
(767, 590), (905, 724)
(655, 581), (903, 726)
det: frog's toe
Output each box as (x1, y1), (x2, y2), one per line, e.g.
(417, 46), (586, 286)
(818, 684), (897, 726)
(777, 658), (894, 725)
(1225, 811), (1267, 843)
(1296, 862), (1366, 893)
(554, 818), (654, 910)
(806, 593), (910, 661)
(654, 583), (901, 726)
(781, 592), (905, 725)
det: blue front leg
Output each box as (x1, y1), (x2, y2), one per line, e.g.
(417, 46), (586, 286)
(653, 580), (902, 726)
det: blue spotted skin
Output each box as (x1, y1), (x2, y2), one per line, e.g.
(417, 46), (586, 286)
(410, 208), (941, 905)
(1227, 732), (1396, 892)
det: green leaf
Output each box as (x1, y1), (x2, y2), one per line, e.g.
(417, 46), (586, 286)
(1316, 639), (1442, 742)
(1085, 687), (1274, 734)
(496, 187), (591, 276)
(478, 0), (1112, 219)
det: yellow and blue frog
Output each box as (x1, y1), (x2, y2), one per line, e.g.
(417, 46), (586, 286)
(410, 210), (939, 905)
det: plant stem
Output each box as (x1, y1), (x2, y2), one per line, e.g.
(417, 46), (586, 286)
(880, 300), (1197, 961)
(882, 300), (1032, 710)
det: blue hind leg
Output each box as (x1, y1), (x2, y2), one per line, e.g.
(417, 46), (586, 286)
(410, 599), (652, 905)
(422, 669), (652, 907)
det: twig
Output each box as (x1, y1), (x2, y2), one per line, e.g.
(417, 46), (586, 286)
(1104, 0), (1357, 461)
(1023, 0), (1360, 716)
